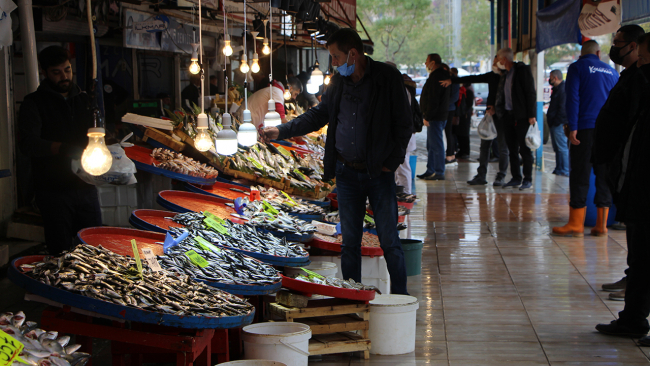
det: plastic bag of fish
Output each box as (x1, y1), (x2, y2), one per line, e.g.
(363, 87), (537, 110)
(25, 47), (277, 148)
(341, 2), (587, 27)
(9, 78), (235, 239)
(1, 311), (90, 366)
(292, 274), (381, 294)
(19, 244), (254, 318)
(171, 212), (309, 258)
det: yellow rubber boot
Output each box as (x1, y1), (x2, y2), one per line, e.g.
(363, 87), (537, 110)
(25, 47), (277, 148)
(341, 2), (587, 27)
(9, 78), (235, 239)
(552, 207), (586, 237)
(591, 207), (609, 236)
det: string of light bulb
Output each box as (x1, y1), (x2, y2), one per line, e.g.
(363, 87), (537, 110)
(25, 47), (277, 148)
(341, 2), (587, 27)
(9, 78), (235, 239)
(237, 0), (258, 147)
(263, 1), (281, 128)
(215, 2), (238, 156)
(191, 0), (214, 152)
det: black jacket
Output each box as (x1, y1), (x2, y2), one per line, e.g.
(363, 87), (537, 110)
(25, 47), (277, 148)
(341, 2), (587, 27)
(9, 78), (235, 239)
(496, 62), (536, 120)
(18, 80), (94, 191)
(277, 57), (413, 180)
(420, 67), (451, 121)
(593, 63), (642, 165)
(547, 81), (568, 127)
(453, 71), (501, 107)
(181, 84), (200, 111)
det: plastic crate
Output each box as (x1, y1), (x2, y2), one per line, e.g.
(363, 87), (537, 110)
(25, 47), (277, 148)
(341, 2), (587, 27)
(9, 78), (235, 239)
(97, 185), (138, 228)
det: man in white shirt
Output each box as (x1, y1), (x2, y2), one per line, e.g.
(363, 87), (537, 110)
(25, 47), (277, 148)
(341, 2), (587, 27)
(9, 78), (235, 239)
(240, 77), (302, 128)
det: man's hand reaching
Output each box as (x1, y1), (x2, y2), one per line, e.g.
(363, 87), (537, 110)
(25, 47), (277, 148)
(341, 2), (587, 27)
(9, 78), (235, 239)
(439, 79), (452, 87)
(260, 127), (280, 143)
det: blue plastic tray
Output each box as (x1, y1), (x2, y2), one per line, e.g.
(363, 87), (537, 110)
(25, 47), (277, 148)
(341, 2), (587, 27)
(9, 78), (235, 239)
(9, 256), (255, 329)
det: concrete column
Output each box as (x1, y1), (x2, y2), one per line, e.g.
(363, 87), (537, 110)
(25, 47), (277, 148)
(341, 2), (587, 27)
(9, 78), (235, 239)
(18, 0), (38, 93)
(536, 50), (545, 172)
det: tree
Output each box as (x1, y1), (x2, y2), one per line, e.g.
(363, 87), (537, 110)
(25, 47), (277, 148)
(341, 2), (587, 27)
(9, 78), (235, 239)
(458, 0), (491, 63)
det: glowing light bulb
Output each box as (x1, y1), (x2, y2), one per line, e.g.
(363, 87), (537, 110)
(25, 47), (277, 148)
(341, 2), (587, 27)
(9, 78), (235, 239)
(284, 88), (292, 100)
(324, 74), (331, 85)
(264, 99), (281, 127)
(189, 60), (201, 74)
(310, 63), (324, 87)
(216, 113), (238, 155)
(237, 110), (257, 146)
(262, 38), (270, 55)
(189, 43), (200, 74)
(251, 53), (260, 73)
(194, 113), (214, 152)
(81, 127), (112, 176)
(222, 35), (233, 56)
(306, 79), (319, 94)
(240, 54), (250, 74)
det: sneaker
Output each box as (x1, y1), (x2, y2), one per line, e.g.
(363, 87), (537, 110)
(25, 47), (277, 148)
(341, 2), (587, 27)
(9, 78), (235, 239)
(425, 174), (445, 181)
(612, 222), (626, 230)
(417, 172), (435, 179)
(602, 277), (626, 292)
(519, 181), (532, 190)
(467, 176), (488, 185)
(458, 154), (470, 160)
(493, 176), (506, 187)
(503, 179), (522, 188)
(609, 289), (625, 301)
(445, 159), (458, 166)
(595, 319), (648, 337)
(638, 335), (650, 346)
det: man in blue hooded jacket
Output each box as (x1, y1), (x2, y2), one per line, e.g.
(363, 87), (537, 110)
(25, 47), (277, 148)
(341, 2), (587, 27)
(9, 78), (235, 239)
(552, 40), (618, 237)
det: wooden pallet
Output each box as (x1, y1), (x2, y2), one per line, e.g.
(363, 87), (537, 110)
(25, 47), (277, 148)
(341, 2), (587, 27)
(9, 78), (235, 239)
(267, 298), (371, 359)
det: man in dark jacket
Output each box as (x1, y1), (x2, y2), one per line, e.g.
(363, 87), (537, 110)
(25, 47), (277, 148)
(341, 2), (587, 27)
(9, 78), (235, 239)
(181, 73), (201, 112)
(417, 53), (451, 180)
(546, 69), (569, 176)
(445, 67), (460, 165)
(261, 28), (413, 295)
(17, 46), (102, 255)
(596, 35), (650, 339)
(495, 48), (537, 190)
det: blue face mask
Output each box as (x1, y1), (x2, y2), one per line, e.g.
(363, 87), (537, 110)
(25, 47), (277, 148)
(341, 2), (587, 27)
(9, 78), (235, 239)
(337, 52), (356, 77)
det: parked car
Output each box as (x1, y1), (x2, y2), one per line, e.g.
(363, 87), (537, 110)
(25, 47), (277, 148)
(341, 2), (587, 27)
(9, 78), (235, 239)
(471, 83), (488, 126)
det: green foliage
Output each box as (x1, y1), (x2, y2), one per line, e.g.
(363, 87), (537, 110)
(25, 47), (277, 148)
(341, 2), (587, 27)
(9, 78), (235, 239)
(458, 0), (491, 62)
(544, 44), (580, 68)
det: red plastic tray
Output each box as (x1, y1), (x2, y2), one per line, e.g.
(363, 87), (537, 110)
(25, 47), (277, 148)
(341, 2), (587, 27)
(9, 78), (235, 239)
(280, 274), (376, 301)
(158, 191), (236, 219)
(77, 227), (165, 257)
(327, 193), (338, 209)
(187, 182), (250, 201)
(308, 236), (383, 257)
(131, 209), (185, 232)
(397, 201), (415, 210)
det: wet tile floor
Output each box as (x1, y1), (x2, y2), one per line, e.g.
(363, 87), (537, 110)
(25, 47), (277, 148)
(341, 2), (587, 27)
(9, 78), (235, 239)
(2, 132), (648, 365)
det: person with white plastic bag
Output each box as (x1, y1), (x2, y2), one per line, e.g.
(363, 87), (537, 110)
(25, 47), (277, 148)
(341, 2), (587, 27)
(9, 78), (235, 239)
(525, 122), (542, 150)
(477, 113), (498, 140)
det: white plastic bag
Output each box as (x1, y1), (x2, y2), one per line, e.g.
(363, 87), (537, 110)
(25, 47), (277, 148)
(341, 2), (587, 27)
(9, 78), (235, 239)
(72, 133), (138, 186)
(525, 122), (541, 150)
(477, 114), (497, 140)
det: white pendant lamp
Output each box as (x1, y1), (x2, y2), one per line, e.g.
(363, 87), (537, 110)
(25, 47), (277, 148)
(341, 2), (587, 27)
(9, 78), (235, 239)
(237, 0), (257, 146)
(223, 35), (233, 57)
(240, 54), (250, 74)
(262, 19), (270, 55)
(306, 78), (318, 94)
(264, 3), (281, 128)
(189, 43), (201, 74)
(193, 0), (213, 152)
(216, 8), (237, 155)
(310, 61), (324, 87)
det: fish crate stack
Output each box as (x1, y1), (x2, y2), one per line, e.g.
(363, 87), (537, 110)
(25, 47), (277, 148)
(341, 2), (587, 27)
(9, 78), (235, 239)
(267, 290), (372, 359)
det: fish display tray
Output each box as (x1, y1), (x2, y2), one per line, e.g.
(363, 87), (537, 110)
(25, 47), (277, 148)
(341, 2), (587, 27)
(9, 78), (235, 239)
(76, 227), (282, 296)
(256, 227), (314, 244)
(128, 210), (311, 268)
(156, 191), (235, 219)
(185, 182), (250, 201)
(124, 145), (217, 186)
(397, 201), (415, 210)
(280, 274), (376, 301)
(307, 237), (384, 257)
(8, 256), (255, 329)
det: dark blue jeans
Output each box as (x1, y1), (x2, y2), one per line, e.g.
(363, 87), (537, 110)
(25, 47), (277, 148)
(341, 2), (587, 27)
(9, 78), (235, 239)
(335, 161), (408, 295)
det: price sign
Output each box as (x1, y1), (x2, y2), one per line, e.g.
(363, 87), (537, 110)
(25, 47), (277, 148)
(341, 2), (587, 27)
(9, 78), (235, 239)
(262, 201), (279, 215)
(293, 169), (308, 181)
(131, 240), (144, 279)
(281, 191), (297, 206)
(141, 248), (162, 272)
(0, 329), (24, 366)
(203, 211), (225, 224)
(277, 146), (292, 159)
(301, 268), (324, 279)
(185, 250), (209, 268)
(364, 214), (375, 225)
(204, 217), (230, 236)
(247, 156), (265, 171)
(194, 236), (222, 253)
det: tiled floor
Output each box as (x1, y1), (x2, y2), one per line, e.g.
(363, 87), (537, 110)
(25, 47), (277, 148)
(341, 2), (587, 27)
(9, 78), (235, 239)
(1, 132), (648, 365)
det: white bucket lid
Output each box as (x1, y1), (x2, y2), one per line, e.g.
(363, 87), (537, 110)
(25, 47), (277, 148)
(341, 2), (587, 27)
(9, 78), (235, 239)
(370, 294), (420, 314)
(242, 322), (312, 345)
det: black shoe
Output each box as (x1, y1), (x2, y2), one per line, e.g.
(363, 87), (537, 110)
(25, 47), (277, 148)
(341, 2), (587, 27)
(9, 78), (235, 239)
(417, 172), (434, 179)
(489, 157), (500, 162)
(602, 277), (626, 292)
(519, 181), (532, 190)
(458, 154), (470, 160)
(425, 174), (445, 181)
(445, 158), (458, 166)
(467, 176), (488, 185)
(595, 320), (649, 338)
(612, 222), (626, 230)
(493, 177), (506, 187)
(638, 335), (650, 346)
(503, 179), (522, 188)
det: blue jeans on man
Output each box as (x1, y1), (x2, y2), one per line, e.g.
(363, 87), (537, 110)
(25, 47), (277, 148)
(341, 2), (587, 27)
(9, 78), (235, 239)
(335, 160), (408, 295)
(424, 120), (447, 177)
(549, 124), (569, 176)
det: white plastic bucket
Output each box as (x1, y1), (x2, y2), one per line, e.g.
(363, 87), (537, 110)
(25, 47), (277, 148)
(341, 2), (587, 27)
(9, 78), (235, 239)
(217, 361), (287, 366)
(368, 294), (419, 355)
(284, 261), (337, 278)
(242, 322), (312, 366)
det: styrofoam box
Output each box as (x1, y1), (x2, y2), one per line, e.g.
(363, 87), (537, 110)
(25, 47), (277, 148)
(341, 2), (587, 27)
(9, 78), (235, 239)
(97, 185), (138, 228)
(310, 255), (391, 295)
(135, 171), (172, 210)
(101, 205), (138, 227)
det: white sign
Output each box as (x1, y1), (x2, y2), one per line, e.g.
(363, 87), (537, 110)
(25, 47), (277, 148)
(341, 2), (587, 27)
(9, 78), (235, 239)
(579, 0), (621, 37)
(141, 247), (163, 272)
(133, 19), (168, 33)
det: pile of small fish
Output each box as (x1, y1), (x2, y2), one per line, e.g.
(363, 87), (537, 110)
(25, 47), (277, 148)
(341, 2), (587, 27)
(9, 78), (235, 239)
(313, 232), (382, 248)
(171, 212), (309, 258)
(324, 211), (407, 231)
(151, 148), (218, 179)
(159, 238), (281, 285)
(20, 244), (253, 318)
(225, 143), (331, 191)
(251, 186), (326, 216)
(293, 274), (381, 294)
(243, 202), (317, 235)
(396, 193), (417, 203)
(1, 311), (90, 366)
(367, 204), (410, 216)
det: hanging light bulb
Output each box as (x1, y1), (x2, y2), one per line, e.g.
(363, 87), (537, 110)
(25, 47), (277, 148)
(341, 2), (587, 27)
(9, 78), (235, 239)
(306, 78), (319, 94)
(222, 34), (233, 56)
(284, 87), (292, 100)
(194, 113), (214, 152)
(262, 38), (270, 55)
(324, 70), (331, 85)
(310, 61), (324, 87)
(240, 54), (250, 73)
(216, 114), (238, 155)
(264, 99), (281, 128)
(81, 127), (112, 176)
(237, 110), (258, 146)
(189, 43), (200, 74)
(251, 52), (260, 73)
